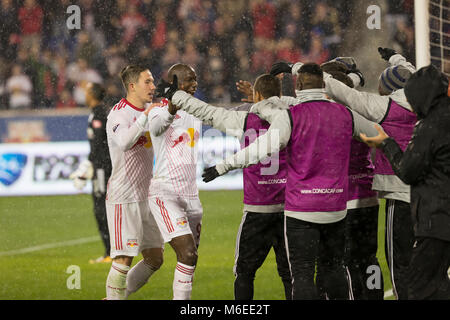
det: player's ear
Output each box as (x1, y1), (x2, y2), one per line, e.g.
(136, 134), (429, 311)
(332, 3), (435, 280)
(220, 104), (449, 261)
(254, 90), (263, 102)
(296, 76), (303, 91)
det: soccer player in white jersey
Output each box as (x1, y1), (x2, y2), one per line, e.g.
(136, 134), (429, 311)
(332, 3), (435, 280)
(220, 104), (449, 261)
(104, 65), (164, 300)
(127, 63), (203, 300)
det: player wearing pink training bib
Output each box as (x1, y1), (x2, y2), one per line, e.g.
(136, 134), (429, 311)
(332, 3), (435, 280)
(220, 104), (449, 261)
(104, 65), (164, 300)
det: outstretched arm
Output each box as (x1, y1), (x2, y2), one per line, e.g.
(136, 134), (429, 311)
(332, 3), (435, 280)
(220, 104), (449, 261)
(379, 47), (416, 73)
(249, 96), (290, 124)
(171, 90), (248, 139)
(325, 77), (389, 123)
(212, 110), (292, 177)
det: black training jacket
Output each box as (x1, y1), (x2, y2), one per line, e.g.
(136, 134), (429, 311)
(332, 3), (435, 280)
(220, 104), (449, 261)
(381, 65), (450, 241)
(88, 104), (112, 180)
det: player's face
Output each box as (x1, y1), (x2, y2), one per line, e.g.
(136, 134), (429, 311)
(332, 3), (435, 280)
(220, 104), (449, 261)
(135, 70), (156, 103)
(179, 69), (198, 95)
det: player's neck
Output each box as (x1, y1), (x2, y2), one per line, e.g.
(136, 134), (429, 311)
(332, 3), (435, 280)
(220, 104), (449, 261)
(125, 95), (145, 110)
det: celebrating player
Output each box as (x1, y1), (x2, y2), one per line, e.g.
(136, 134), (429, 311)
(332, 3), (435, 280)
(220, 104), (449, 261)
(138, 64), (203, 300)
(161, 63), (379, 299)
(321, 48), (417, 300)
(319, 59), (383, 299)
(155, 73), (292, 299)
(104, 65), (164, 300)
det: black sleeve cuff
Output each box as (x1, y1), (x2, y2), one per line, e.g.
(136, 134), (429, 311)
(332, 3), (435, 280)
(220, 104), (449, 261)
(380, 137), (403, 162)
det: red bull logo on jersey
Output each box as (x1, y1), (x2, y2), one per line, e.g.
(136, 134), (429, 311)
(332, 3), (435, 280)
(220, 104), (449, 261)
(177, 218), (188, 228)
(132, 132), (152, 149)
(126, 239), (138, 248)
(171, 128), (199, 148)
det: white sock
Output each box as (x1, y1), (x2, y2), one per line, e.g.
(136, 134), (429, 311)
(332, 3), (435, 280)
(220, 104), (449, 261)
(106, 262), (130, 300)
(173, 262), (196, 300)
(125, 259), (158, 298)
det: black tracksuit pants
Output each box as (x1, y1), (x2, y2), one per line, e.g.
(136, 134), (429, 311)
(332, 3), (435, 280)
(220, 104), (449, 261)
(344, 205), (384, 300)
(408, 237), (450, 299)
(92, 191), (110, 257)
(384, 199), (414, 300)
(234, 211), (292, 300)
(285, 216), (349, 300)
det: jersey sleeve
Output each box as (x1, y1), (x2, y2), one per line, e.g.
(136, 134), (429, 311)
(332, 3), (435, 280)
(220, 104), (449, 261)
(389, 54), (416, 74)
(107, 111), (148, 151)
(172, 90), (248, 139)
(324, 76), (390, 123)
(215, 110), (292, 174)
(349, 109), (380, 140)
(249, 96), (290, 124)
(280, 96), (300, 106)
(148, 106), (175, 136)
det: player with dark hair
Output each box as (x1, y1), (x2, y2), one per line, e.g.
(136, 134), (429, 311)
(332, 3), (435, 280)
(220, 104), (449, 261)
(103, 64), (164, 300)
(154, 72), (292, 299)
(159, 62), (378, 299)
(320, 60), (383, 300)
(321, 48), (417, 300)
(70, 82), (113, 264)
(270, 49), (417, 300)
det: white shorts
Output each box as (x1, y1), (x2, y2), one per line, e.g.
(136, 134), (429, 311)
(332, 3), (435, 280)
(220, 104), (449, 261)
(106, 201), (164, 259)
(149, 196), (203, 246)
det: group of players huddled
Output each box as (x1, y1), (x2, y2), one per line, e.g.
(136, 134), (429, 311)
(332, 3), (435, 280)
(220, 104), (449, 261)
(94, 45), (449, 300)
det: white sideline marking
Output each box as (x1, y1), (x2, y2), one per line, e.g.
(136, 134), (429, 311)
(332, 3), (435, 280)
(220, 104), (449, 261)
(0, 236), (100, 257)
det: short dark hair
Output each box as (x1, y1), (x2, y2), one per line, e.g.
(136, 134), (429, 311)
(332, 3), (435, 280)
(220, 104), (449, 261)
(299, 63), (323, 77)
(297, 63), (324, 89)
(119, 64), (148, 91)
(89, 83), (106, 101)
(254, 74), (281, 99)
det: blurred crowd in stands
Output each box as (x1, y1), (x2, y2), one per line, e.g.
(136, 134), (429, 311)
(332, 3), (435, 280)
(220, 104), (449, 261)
(0, 0), (415, 110)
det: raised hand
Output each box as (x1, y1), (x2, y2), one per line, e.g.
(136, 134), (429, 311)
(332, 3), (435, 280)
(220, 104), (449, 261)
(236, 80), (254, 103)
(155, 75), (178, 100)
(360, 124), (389, 148)
(378, 47), (397, 61)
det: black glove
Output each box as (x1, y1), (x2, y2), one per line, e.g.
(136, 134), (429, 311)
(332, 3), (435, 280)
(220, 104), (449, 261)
(202, 166), (220, 183)
(378, 47), (397, 61)
(155, 75), (178, 100)
(270, 62), (294, 76)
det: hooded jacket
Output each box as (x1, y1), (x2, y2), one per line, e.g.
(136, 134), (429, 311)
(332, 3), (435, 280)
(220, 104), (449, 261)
(380, 65), (450, 241)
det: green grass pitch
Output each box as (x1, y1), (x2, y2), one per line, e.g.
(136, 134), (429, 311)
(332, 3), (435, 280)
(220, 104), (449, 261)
(0, 191), (392, 300)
